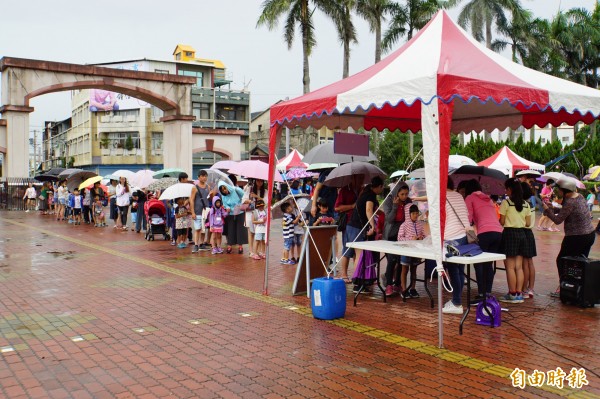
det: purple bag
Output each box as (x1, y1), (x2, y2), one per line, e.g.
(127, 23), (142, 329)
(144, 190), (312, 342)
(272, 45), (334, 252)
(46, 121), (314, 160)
(352, 250), (378, 286)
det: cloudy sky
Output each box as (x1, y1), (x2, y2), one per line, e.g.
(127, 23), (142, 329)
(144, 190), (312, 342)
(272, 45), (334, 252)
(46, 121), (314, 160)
(0, 0), (596, 132)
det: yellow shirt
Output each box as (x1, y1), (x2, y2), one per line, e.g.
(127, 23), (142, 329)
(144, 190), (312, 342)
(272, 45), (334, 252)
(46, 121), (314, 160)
(499, 199), (531, 228)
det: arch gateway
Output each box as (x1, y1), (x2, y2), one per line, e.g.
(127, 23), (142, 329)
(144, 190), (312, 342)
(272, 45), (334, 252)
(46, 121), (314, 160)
(0, 57), (196, 177)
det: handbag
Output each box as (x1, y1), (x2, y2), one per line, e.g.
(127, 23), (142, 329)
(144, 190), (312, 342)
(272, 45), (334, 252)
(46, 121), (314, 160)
(447, 199), (478, 243)
(335, 211), (348, 232)
(446, 243), (483, 258)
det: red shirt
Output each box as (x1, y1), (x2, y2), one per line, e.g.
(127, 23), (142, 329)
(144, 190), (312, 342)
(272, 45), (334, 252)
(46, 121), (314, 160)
(335, 186), (357, 219)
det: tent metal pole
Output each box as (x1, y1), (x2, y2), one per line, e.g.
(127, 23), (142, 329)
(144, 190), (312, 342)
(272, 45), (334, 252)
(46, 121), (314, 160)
(438, 272), (444, 348)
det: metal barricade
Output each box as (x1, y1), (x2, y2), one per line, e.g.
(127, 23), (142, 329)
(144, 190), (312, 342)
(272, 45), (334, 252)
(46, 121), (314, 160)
(0, 178), (43, 211)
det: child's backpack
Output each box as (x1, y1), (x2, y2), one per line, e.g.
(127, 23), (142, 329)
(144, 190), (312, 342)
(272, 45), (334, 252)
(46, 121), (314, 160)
(211, 207), (224, 227)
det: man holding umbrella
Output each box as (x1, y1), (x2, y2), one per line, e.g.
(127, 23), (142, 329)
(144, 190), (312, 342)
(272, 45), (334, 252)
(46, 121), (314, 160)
(190, 170), (212, 253)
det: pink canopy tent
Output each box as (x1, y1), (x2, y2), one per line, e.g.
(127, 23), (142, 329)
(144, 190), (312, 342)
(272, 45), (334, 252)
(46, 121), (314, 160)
(478, 146), (546, 177)
(265, 10), (600, 347)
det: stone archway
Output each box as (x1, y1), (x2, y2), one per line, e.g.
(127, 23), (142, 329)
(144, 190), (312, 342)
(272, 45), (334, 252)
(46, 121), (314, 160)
(0, 57), (196, 177)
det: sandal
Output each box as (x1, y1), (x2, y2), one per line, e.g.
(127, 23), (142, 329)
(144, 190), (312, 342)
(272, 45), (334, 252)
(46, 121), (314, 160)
(339, 277), (352, 284)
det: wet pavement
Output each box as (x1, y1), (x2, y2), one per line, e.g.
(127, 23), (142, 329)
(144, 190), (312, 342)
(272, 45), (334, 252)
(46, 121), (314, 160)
(0, 210), (599, 398)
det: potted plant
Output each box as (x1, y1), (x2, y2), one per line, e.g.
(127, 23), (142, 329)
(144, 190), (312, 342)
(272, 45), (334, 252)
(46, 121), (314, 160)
(100, 137), (111, 155)
(125, 135), (135, 155)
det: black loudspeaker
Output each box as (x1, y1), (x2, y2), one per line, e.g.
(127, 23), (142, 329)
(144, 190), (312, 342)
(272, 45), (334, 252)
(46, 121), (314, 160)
(558, 256), (600, 308)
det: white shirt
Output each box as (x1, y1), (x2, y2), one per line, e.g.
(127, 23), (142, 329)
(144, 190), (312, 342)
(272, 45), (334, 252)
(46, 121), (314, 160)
(116, 184), (131, 207)
(25, 187), (37, 199)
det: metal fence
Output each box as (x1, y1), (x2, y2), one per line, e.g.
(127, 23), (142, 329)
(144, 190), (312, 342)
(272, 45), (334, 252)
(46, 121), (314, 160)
(0, 178), (43, 211)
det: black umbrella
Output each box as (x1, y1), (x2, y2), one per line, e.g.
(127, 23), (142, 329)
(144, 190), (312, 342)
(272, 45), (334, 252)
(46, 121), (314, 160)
(303, 142), (376, 165)
(34, 167), (67, 182)
(57, 168), (84, 180)
(449, 165), (507, 195)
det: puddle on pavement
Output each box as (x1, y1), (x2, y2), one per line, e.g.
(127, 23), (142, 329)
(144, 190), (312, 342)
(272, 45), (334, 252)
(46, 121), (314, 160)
(0, 312), (97, 341)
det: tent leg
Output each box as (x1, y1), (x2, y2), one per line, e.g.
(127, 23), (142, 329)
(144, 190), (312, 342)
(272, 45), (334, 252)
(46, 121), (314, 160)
(438, 274), (444, 348)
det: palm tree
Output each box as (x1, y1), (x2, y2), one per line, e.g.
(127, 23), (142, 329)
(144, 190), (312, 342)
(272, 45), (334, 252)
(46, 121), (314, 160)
(455, 0), (525, 49)
(333, 0), (358, 78)
(257, 0), (338, 94)
(356, 0), (396, 63)
(381, 0), (449, 53)
(491, 9), (534, 63)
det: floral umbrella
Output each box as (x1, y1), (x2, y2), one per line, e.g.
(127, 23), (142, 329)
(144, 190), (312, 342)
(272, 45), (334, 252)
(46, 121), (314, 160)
(147, 178), (179, 192)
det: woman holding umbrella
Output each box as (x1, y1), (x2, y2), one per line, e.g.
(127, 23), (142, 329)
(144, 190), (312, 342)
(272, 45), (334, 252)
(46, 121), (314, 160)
(542, 178), (596, 296)
(218, 180), (249, 254)
(116, 176), (131, 231)
(108, 179), (120, 229)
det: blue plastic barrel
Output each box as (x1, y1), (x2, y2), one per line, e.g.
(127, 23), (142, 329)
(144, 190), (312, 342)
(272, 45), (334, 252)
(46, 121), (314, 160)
(311, 277), (346, 320)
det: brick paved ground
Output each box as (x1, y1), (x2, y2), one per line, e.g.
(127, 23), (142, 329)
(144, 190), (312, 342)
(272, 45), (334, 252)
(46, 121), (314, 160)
(0, 210), (599, 398)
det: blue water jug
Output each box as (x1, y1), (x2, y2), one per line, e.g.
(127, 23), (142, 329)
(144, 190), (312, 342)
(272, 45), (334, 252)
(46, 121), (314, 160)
(311, 277), (346, 320)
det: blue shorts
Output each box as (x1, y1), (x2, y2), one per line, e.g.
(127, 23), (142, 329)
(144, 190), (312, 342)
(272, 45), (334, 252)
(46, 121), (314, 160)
(255, 232), (265, 241)
(193, 215), (204, 231)
(342, 225), (364, 259)
(59, 198), (66, 206)
(294, 234), (303, 247)
(283, 237), (295, 251)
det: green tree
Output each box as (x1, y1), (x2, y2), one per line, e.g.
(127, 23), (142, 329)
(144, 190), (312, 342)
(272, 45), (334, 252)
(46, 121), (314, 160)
(333, 0), (358, 78)
(382, 0), (444, 52)
(257, 0), (338, 94)
(454, 0), (525, 49)
(492, 8), (534, 63)
(356, 0), (395, 62)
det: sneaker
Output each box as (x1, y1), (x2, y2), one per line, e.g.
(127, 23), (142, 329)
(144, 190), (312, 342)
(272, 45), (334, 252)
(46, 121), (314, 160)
(353, 285), (372, 294)
(393, 285), (402, 293)
(442, 300), (463, 314)
(192, 245), (199, 253)
(199, 243), (211, 251)
(514, 294), (525, 303)
(528, 289), (535, 298)
(238, 247), (243, 254)
(385, 285), (394, 296)
(280, 258), (289, 264)
(287, 258), (296, 265)
(211, 247), (219, 254)
(401, 289), (410, 299)
(499, 293), (519, 303)
(550, 290), (560, 298)
(218, 247), (224, 254)
(409, 288), (420, 298)
(170, 241), (176, 246)
(177, 243), (186, 249)
(25, 210), (30, 213)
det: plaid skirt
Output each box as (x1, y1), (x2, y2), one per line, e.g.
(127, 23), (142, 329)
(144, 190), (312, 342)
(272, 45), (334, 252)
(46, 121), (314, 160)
(501, 228), (536, 258)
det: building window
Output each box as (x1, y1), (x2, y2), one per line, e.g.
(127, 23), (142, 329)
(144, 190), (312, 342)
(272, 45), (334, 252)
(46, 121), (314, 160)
(106, 132), (140, 149)
(561, 136), (569, 142)
(319, 137), (334, 145)
(186, 51), (194, 57)
(152, 132), (163, 150)
(192, 102), (211, 120)
(178, 69), (203, 87)
(215, 105), (246, 121)
(176, 53), (181, 60)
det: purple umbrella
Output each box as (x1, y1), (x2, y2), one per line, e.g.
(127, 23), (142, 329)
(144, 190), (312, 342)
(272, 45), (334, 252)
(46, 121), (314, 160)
(285, 168), (317, 180)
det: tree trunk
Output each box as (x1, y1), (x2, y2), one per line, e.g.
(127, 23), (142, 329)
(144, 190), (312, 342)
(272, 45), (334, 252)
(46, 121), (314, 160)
(343, 17), (350, 78)
(550, 126), (558, 143)
(375, 20), (382, 63)
(302, 1), (310, 94)
(485, 17), (492, 49)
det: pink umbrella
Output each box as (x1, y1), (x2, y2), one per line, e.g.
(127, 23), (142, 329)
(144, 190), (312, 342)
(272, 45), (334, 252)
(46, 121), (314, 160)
(210, 160), (239, 171)
(285, 168), (317, 180)
(229, 160), (283, 182)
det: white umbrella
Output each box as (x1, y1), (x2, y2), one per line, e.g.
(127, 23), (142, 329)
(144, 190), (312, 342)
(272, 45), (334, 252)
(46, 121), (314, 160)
(390, 170), (409, 179)
(112, 169), (136, 181)
(448, 155), (477, 169)
(539, 172), (585, 189)
(516, 169), (541, 177)
(408, 168), (425, 179)
(130, 169), (156, 189)
(158, 183), (195, 200)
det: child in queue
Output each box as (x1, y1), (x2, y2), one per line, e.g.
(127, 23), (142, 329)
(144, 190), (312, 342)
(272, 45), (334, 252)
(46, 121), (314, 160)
(396, 204), (426, 298)
(280, 202), (301, 265)
(290, 201), (305, 264)
(93, 195), (106, 226)
(208, 196), (227, 254)
(309, 197), (334, 226)
(251, 199), (267, 260)
(70, 188), (83, 225)
(174, 197), (191, 249)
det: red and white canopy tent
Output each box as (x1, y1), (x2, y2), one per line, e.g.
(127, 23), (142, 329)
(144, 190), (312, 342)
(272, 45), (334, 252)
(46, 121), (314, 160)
(478, 146), (546, 177)
(265, 10), (600, 347)
(276, 149), (308, 171)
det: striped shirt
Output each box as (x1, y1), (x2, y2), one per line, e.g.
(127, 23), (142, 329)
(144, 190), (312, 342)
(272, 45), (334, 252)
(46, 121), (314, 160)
(397, 205), (425, 241)
(445, 190), (470, 240)
(282, 213), (295, 239)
